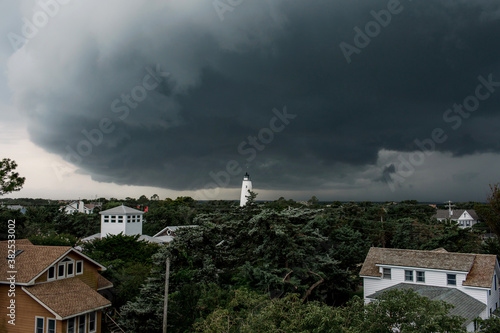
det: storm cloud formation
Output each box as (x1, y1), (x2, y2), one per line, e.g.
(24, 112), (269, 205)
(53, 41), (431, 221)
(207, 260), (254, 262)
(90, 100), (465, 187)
(6, 0), (500, 197)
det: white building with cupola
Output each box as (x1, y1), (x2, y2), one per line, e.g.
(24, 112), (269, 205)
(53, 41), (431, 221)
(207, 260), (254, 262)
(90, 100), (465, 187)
(79, 204), (193, 246)
(100, 204), (144, 237)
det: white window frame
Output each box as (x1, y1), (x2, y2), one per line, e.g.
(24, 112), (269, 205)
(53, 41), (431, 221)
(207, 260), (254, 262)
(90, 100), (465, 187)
(78, 314), (86, 333)
(66, 259), (75, 278)
(447, 273), (456, 286)
(405, 270), (413, 282)
(67, 317), (75, 333)
(88, 311), (97, 333)
(416, 271), (425, 283)
(382, 268), (391, 280)
(47, 266), (56, 281)
(35, 316), (45, 333)
(47, 318), (56, 333)
(58, 263), (66, 279)
(76, 260), (83, 275)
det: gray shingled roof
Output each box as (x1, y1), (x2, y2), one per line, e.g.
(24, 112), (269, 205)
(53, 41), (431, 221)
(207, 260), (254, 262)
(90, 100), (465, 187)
(99, 204), (144, 215)
(433, 209), (479, 221)
(367, 283), (486, 325)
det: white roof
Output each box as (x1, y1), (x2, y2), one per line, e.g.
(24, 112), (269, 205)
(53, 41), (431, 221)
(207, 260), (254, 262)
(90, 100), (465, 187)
(153, 225), (198, 237)
(99, 205), (144, 215)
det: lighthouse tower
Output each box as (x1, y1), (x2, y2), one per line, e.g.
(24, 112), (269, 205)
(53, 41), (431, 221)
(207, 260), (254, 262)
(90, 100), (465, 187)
(240, 173), (253, 207)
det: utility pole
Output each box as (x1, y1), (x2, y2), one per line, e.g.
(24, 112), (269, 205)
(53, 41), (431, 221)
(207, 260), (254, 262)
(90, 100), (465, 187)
(163, 257), (170, 333)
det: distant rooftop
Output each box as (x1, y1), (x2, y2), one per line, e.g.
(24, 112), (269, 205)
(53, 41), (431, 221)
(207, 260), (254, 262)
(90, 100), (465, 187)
(99, 204), (144, 215)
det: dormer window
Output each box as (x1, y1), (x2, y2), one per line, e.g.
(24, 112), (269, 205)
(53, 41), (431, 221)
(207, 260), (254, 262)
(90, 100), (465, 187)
(58, 262), (66, 278)
(50, 257), (77, 280)
(67, 260), (75, 277)
(47, 266), (56, 281)
(76, 260), (83, 275)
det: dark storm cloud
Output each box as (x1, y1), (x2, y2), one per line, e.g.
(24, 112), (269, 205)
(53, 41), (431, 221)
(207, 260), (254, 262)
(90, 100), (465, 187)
(7, 0), (500, 193)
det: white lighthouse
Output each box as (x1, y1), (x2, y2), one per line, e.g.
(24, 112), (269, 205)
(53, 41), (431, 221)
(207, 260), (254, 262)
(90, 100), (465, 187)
(240, 172), (253, 207)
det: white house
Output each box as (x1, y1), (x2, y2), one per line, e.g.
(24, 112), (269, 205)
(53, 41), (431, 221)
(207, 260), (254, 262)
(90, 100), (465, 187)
(360, 247), (500, 331)
(99, 204), (144, 237)
(79, 205), (189, 245)
(433, 208), (480, 229)
(61, 200), (97, 214)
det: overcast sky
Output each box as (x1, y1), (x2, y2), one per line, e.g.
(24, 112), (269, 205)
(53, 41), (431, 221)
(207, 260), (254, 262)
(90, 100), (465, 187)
(1, 0), (499, 202)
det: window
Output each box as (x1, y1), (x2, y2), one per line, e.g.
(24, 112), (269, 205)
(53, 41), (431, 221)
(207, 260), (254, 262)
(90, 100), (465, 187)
(67, 261), (74, 277)
(89, 312), (96, 332)
(48, 266), (56, 280)
(78, 314), (86, 333)
(382, 268), (391, 279)
(416, 271), (425, 283)
(67, 317), (75, 333)
(447, 274), (456, 286)
(58, 263), (66, 278)
(47, 318), (56, 333)
(36, 317), (44, 333)
(495, 275), (497, 290)
(405, 270), (413, 281)
(76, 261), (83, 275)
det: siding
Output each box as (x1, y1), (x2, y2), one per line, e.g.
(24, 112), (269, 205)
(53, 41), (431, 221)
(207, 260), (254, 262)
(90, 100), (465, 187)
(0, 285), (58, 333)
(363, 266), (491, 305)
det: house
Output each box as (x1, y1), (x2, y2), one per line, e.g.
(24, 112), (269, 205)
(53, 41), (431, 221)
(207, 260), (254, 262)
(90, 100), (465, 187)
(360, 247), (500, 331)
(0, 239), (112, 332)
(61, 201), (98, 215)
(79, 205), (196, 245)
(433, 208), (480, 229)
(79, 204), (167, 245)
(3, 205), (27, 214)
(152, 225), (198, 243)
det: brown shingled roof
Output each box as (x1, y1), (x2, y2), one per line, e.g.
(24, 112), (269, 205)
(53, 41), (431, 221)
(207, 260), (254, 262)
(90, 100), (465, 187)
(0, 241), (106, 284)
(463, 254), (498, 288)
(97, 274), (113, 291)
(0, 243), (71, 283)
(360, 247), (498, 289)
(23, 278), (111, 319)
(0, 239), (33, 245)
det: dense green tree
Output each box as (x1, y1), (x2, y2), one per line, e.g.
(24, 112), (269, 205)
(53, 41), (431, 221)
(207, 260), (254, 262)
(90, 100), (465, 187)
(194, 288), (466, 333)
(53, 212), (100, 238)
(481, 184), (500, 238)
(421, 222), (482, 253)
(29, 233), (78, 246)
(0, 158), (25, 195)
(0, 207), (27, 240)
(80, 234), (160, 308)
(476, 315), (500, 332)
